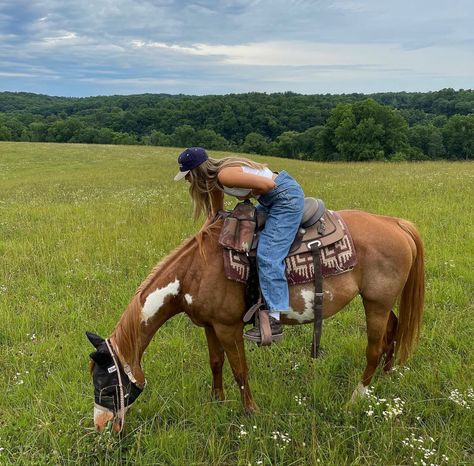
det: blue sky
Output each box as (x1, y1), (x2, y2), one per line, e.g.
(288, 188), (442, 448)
(0, 0), (473, 97)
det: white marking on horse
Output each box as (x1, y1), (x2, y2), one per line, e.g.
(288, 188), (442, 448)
(286, 289), (315, 323)
(94, 404), (113, 426)
(184, 293), (193, 305)
(94, 404), (128, 431)
(286, 288), (333, 322)
(350, 382), (369, 403)
(142, 279), (180, 323)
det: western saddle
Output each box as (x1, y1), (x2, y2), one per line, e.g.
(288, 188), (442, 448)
(218, 197), (345, 358)
(251, 197), (344, 256)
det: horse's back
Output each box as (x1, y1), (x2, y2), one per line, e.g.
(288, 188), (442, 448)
(338, 209), (420, 301)
(338, 209), (418, 251)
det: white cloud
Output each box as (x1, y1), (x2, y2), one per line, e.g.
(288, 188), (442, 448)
(1, 0), (473, 95)
(78, 77), (182, 86)
(43, 31), (77, 45)
(0, 71), (37, 78)
(329, 1), (372, 13)
(129, 39), (474, 78)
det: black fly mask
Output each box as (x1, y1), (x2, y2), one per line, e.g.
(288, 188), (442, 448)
(87, 332), (144, 416)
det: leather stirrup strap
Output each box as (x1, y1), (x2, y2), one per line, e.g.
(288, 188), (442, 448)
(258, 310), (273, 346)
(310, 243), (324, 358)
(243, 300), (265, 322)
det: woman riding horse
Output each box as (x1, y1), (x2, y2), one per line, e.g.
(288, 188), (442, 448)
(174, 147), (305, 343)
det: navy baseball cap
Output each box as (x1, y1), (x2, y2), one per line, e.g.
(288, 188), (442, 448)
(174, 147), (209, 181)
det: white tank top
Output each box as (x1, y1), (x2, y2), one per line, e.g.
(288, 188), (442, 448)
(221, 166), (273, 198)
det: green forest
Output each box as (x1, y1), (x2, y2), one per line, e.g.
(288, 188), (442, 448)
(1, 88), (473, 160)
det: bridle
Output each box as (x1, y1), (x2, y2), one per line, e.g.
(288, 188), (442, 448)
(104, 338), (127, 429)
(94, 338), (146, 431)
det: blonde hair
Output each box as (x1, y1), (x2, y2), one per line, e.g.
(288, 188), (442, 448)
(188, 156), (268, 221)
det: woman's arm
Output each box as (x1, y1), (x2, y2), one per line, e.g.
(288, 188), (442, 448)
(217, 167), (276, 194)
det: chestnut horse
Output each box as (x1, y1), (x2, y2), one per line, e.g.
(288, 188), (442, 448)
(88, 209), (424, 432)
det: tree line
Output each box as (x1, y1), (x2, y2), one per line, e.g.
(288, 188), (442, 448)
(0, 89), (473, 160)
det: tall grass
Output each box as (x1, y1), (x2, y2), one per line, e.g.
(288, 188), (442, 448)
(0, 142), (473, 465)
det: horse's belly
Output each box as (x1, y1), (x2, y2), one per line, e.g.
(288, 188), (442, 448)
(282, 275), (359, 325)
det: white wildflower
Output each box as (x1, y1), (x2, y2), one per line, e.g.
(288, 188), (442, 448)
(238, 424), (248, 438)
(270, 431), (292, 449)
(364, 389), (404, 419)
(401, 434), (448, 465)
(449, 388), (473, 409)
(294, 394), (307, 406)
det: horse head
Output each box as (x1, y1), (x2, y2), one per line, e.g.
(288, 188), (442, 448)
(86, 331), (145, 432)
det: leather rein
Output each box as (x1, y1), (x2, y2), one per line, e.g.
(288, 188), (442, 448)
(103, 338), (145, 431)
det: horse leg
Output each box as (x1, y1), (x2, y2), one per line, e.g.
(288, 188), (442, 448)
(204, 326), (225, 401)
(213, 322), (257, 414)
(382, 311), (398, 373)
(351, 297), (392, 402)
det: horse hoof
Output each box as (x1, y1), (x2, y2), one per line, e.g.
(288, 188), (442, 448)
(244, 403), (258, 415)
(211, 389), (225, 402)
(383, 361), (394, 373)
(350, 382), (369, 404)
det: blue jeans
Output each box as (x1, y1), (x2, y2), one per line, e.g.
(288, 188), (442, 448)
(256, 171), (304, 313)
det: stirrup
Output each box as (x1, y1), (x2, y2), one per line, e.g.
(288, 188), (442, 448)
(244, 310), (282, 346)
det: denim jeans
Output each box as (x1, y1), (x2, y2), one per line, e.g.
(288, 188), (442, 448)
(256, 171), (304, 313)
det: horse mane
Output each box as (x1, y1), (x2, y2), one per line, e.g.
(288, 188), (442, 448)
(196, 219), (223, 259)
(136, 236), (197, 299)
(111, 219), (224, 368)
(136, 219), (223, 296)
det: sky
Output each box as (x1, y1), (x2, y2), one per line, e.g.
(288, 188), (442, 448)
(0, 0), (473, 97)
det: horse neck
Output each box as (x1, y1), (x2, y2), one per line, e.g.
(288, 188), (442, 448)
(110, 235), (201, 383)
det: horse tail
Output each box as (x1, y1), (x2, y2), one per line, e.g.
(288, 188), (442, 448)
(395, 220), (425, 365)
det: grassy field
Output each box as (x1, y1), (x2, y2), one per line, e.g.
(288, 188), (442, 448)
(0, 142), (473, 465)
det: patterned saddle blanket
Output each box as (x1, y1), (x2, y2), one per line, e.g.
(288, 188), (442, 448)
(222, 209), (357, 285)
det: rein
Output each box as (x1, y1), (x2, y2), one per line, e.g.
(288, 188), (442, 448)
(105, 338), (126, 430)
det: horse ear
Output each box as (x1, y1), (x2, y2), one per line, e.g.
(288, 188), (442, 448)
(86, 331), (105, 348)
(89, 347), (111, 365)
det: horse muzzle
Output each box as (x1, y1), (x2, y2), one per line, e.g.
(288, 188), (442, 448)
(94, 404), (127, 433)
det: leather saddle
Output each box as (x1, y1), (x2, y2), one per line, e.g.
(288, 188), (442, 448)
(249, 197), (344, 256)
(218, 197), (345, 357)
